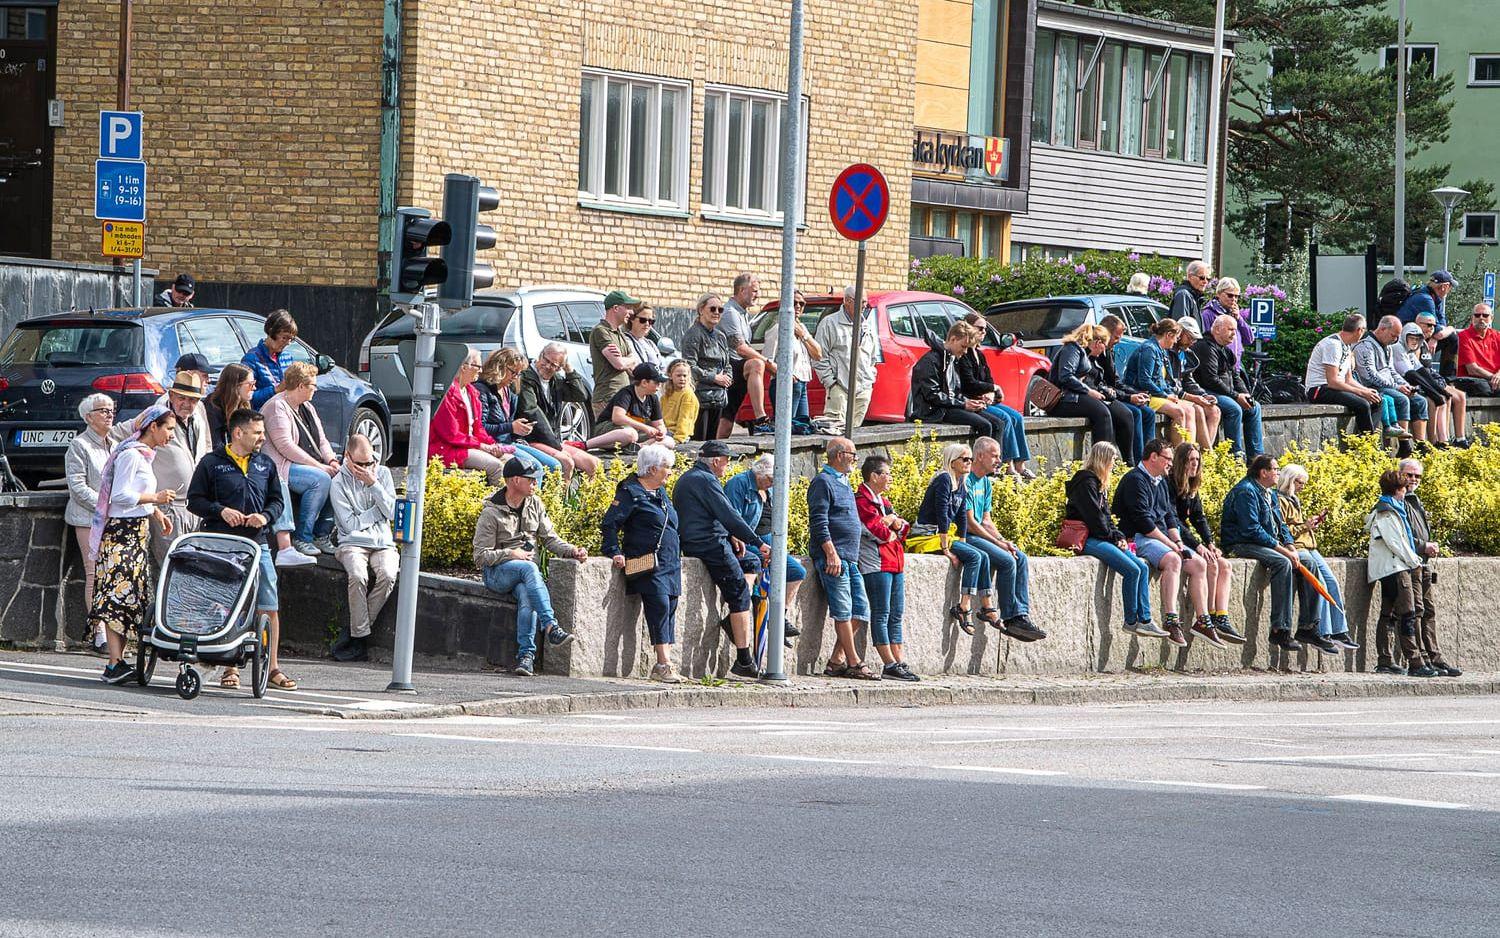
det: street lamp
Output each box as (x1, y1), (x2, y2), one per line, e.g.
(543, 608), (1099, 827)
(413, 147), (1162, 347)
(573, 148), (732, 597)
(1430, 185), (1470, 271)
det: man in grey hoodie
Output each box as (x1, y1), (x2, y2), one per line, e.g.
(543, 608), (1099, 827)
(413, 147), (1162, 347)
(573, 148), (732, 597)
(329, 434), (398, 662)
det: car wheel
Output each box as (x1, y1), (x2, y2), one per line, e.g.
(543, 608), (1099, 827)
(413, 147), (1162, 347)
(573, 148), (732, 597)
(559, 402), (588, 444)
(350, 406), (389, 462)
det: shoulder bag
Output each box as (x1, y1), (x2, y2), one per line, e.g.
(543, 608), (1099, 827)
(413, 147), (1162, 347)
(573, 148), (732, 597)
(623, 497), (669, 580)
(1055, 519), (1089, 553)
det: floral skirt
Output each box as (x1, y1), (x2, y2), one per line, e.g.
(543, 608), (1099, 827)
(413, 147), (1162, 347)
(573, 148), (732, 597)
(88, 516), (152, 638)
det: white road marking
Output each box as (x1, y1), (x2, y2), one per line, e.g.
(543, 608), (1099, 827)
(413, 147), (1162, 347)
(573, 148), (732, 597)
(1329, 794), (1471, 810)
(750, 755), (882, 765)
(934, 765), (1068, 777)
(758, 730), (833, 736)
(400, 733), (702, 753)
(1126, 779), (1267, 791)
(1232, 752), (1473, 763)
(928, 734), (1168, 745)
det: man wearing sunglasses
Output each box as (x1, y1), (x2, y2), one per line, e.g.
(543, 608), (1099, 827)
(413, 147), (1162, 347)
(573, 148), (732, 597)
(329, 434), (398, 662)
(1454, 303), (1500, 397)
(1169, 260), (1212, 325)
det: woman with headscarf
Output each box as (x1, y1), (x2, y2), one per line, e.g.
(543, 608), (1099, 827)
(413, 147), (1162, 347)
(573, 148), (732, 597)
(91, 404), (179, 685)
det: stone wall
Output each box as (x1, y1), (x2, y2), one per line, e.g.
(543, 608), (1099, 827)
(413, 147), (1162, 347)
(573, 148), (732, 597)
(0, 494), (86, 651)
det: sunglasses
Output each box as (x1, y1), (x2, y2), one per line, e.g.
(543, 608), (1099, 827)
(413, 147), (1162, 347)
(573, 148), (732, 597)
(353, 458), (377, 468)
(635, 318), (656, 325)
(706, 305), (724, 313)
(955, 456), (973, 463)
(794, 302), (806, 309)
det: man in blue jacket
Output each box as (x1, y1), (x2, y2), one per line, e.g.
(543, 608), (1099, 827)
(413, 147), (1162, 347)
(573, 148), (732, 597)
(1220, 454), (1329, 654)
(673, 439), (770, 681)
(724, 453), (805, 643)
(1397, 271), (1459, 375)
(242, 309), (299, 408)
(808, 437), (880, 679)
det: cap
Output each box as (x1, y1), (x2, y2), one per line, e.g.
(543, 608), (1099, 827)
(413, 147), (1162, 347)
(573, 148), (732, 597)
(502, 456), (544, 481)
(603, 289), (642, 308)
(632, 362), (667, 383)
(169, 371), (206, 399)
(699, 440), (732, 458)
(173, 273), (196, 293)
(173, 352), (210, 374)
(1176, 316), (1202, 339)
(1431, 270), (1457, 285)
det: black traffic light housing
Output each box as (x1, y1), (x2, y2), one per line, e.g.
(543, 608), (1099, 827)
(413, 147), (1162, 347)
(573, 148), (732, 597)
(393, 207), (452, 305)
(438, 173), (500, 310)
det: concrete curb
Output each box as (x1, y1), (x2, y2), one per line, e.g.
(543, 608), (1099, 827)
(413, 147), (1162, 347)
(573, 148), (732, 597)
(327, 673), (1500, 720)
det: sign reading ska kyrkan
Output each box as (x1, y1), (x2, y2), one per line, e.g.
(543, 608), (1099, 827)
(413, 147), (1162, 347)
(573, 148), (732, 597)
(911, 129), (1009, 183)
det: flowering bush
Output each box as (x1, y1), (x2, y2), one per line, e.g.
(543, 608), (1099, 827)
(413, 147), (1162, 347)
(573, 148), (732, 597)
(1261, 306), (1348, 379)
(908, 251), (1183, 311)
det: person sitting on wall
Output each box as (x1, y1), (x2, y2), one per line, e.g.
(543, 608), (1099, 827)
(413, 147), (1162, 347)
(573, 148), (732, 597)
(477, 348), (563, 476)
(1219, 455), (1322, 655)
(517, 342), (600, 481)
(1396, 317), (1469, 447)
(958, 312), (1034, 478)
(724, 454), (805, 645)
(1122, 318), (1202, 446)
(430, 345), (513, 487)
(1354, 314), (1429, 451)
(1192, 313), (1265, 460)
(329, 434), (399, 663)
(1065, 442), (1153, 636)
(1303, 313), (1383, 436)
(911, 322), (1009, 441)
(1168, 317), (1220, 448)
(595, 363), (675, 450)
(1453, 303), (1500, 398)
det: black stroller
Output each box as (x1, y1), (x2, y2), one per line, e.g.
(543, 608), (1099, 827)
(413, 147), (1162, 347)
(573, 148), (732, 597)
(139, 532), (271, 699)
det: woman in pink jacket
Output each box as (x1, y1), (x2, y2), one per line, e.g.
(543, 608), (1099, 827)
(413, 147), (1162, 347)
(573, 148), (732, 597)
(430, 346), (511, 485)
(264, 361), (339, 555)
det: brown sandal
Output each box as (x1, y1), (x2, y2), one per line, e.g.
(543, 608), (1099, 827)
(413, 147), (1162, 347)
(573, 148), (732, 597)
(843, 662), (881, 681)
(268, 669), (298, 690)
(220, 669), (241, 689)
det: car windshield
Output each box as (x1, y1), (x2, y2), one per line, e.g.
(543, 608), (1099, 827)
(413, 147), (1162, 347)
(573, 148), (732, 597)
(0, 322), (143, 368)
(373, 303), (516, 341)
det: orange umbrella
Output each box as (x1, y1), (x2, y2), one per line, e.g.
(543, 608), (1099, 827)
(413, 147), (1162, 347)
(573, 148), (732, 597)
(1294, 558), (1342, 611)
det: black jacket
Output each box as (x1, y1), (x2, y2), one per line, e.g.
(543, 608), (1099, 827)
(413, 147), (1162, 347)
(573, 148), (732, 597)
(1192, 336), (1249, 398)
(186, 446), (284, 544)
(1168, 345), (1208, 396)
(1065, 469), (1124, 542)
(1173, 489), (1214, 549)
(671, 461), (760, 558)
(1096, 347), (1141, 397)
(1053, 342), (1103, 403)
(600, 476), (681, 596)
(912, 348), (966, 418)
(517, 366), (566, 449)
(204, 405), (231, 451)
(1110, 466), (1179, 540)
(955, 348), (998, 398)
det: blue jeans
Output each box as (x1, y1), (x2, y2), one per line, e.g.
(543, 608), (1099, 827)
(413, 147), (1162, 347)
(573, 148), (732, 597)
(1298, 548), (1346, 637)
(1380, 387), (1428, 423)
(1122, 401), (1156, 456)
(982, 403), (1032, 463)
(286, 464), (334, 543)
(274, 477), (295, 534)
(758, 534), (806, 583)
(511, 443), (561, 474)
(966, 536), (1030, 619)
(865, 570), (905, 646)
(949, 539), (991, 596)
(1215, 395), (1265, 458)
(816, 560), (868, 622)
(771, 377), (812, 432)
(482, 559), (557, 657)
(1083, 537), (1151, 625)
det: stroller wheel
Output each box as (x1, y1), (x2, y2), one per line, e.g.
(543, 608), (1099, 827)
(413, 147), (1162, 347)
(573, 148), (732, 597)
(175, 667), (202, 700)
(251, 642), (270, 699)
(134, 641), (156, 687)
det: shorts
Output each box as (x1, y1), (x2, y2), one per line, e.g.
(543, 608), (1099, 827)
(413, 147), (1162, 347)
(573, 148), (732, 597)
(817, 561), (869, 623)
(1148, 396), (1171, 411)
(724, 358), (750, 419)
(255, 543), (279, 612)
(693, 546), (752, 614)
(1132, 534), (1180, 570)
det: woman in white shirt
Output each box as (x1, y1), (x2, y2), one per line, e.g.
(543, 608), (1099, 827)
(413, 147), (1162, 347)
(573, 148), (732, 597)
(89, 404), (179, 685)
(625, 305), (664, 376)
(65, 392), (117, 651)
(762, 290), (823, 434)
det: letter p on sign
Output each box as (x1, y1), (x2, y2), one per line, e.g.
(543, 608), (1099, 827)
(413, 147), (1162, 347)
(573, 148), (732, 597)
(98, 111), (143, 161)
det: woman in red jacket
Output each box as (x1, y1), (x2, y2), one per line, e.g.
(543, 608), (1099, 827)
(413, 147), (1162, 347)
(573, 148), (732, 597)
(856, 454), (917, 681)
(429, 346), (512, 485)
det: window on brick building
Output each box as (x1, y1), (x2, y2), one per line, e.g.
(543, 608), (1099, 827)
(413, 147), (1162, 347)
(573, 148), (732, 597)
(701, 87), (808, 224)
(578, 70), (690, 213)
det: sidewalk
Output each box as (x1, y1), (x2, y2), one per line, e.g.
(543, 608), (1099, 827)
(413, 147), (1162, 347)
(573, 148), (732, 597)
(2, 649), (1496, 720)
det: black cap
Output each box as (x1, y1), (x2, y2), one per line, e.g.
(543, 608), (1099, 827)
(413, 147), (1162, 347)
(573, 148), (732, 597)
(502, 456), (543, 481)
(699, 440), (732, 458)
(632, 362), (667, 383)
(174, 352), (210, 374)
(173, 273), (196, 293)
(1431, 270), (1457, 286)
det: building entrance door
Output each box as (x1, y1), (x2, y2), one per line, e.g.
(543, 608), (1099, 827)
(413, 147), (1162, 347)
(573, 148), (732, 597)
(0, 4), (56, 258)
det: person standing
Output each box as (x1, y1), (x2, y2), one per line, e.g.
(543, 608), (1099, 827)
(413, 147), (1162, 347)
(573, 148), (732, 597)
(1454, 303), (1500, 398)
(1197, 277), (1253, 366)
(623, 305), (664, 373)
(589, 290), (643, 421)
(680, 295), (734, 440)
(93, 405), (178, 686)
(965, 438), (1044, 641)
(473, 458), (587, 678)
(265, 362), (340, 554)
(1193, 314), (1265, 459)
(517, 343), (599, 480)
(673, 440), (769, 681)
(602, 444), (685, 684)
(1276, 464), (1357, 652)
(1398, 459), (1460, 676)
(807, 438), (879, 680)
(243, 309), (299, 409)
(856, 455), (916, 681)
(1304, 314), (1383, 434)
(911, 322), (1009, 440)
(1110, 438), (1210, 645)
(1220, 455), (1323, 654)
(1365, 469), (1437, 677)
(329, 434), (399, 663)
(660, 360), (700, 444)
(66, 393), (116, 652)
(761, 290), (822, 435)
(1065, 442), (1153, 635)
(718, 273), (775, 437)
(1168, 443), (1236, 646)
(153, 273), (196, 308)
(113, 367), (211, 565)
(813, 286), (879, 432)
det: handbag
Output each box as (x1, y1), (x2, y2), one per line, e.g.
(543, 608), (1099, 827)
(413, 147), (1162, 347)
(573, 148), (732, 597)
(1028, 375), (1064, 413)
(1055, 519), (1089, 554)
(623, 497), (669, 580)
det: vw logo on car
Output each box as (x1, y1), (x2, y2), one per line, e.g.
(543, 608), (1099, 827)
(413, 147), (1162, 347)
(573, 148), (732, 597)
(39, 379), (55, 395)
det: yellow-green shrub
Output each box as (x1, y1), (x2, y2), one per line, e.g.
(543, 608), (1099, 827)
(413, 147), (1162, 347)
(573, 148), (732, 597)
(420, 457), (492, 567)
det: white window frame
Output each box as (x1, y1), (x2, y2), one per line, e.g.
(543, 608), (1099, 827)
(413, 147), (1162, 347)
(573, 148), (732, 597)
(1265, 47), (1297, 115)
(1382, 44), (1438, 79)
(1469, 54), (1500, 87)
(1461, 212), (1499, 245)
(577, 69), (691, 216)
(701, 85), (808, 227)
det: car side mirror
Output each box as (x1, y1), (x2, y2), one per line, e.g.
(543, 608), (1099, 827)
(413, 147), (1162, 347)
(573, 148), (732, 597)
(314, 353), (335, 376)
(994, 331), (1017, 350)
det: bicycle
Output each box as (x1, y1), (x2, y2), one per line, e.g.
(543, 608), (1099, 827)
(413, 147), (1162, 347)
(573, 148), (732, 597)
(0, 400), (30, 494)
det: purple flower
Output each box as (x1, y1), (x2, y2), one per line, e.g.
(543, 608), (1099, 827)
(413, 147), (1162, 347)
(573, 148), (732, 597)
(989, 274), (1003, 283)
(1314, 327), (1323, 333)
(953, 285), (966, 296)
(911, 258), (921, 269)
(1127, 252), (1140, 261)
(1074, 263), (1087, 274)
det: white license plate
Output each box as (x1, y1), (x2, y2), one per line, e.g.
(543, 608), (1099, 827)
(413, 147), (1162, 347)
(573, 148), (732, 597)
(14, 429), (76, 447)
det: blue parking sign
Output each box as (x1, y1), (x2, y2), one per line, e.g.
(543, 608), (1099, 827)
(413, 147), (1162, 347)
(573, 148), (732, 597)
(1485, 272), (1496, 305)
(1250, 297), (1276, 341)
(98, 110), (143, 160)
(95, 159), (147, 222)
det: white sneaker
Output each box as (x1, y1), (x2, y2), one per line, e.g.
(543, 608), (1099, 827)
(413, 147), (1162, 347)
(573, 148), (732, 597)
(313, 536), (336, 555)
(276, 547), (316, 568)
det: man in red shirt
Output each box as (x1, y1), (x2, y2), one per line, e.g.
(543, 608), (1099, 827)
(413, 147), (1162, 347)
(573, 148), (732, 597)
(1454, 303), (1500, 397)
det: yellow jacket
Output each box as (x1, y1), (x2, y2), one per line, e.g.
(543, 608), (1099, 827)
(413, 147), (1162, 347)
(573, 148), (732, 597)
(662, 388), (699, 441)
(1281, 492), (1318, 552)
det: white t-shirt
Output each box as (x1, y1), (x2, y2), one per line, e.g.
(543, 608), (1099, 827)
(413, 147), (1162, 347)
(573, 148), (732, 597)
(1305, 334), (1353, 389)
(762, 319), (812, 382)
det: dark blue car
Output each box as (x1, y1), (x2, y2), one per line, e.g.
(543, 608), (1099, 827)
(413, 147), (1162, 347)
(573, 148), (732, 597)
(0, 307), (390, 482)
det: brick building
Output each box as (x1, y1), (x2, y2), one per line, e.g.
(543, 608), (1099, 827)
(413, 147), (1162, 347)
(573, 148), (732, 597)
(0, 0), (915, 363)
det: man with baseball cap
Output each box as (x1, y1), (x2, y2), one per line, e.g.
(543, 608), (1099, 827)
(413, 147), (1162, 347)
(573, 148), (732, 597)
(1398, 270), (1459, 373)
(594, 362), (676, 448)
(589, 289), (643, 420)
(154, 273), (196, 308)
(473, 456), (587, 677)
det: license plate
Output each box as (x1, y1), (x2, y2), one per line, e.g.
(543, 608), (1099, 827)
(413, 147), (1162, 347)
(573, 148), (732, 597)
(13, 429), (76, 447)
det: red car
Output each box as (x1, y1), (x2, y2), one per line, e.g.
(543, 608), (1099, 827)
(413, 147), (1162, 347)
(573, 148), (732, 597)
(742, 289), (1051, 424)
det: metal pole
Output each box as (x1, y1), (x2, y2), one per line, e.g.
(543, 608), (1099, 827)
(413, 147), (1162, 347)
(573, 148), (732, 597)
(132, 259), (142, 306)
(117, 0), (134, 306)
(844, 241), (867, 434)
(1442, 204), (1453, 271)
(1201, 0), (1226, 262)
(387, 299), (440, 693)
(1394, 0), (1407, 279)
(761, 0), (804, 686)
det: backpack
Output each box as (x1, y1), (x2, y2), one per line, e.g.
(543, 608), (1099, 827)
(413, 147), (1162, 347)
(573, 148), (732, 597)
(1377, 279), (1413, 318)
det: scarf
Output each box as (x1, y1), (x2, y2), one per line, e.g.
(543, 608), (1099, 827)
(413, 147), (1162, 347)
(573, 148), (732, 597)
(1377, 494), (1417, 553)
(89, 403), (170, 557)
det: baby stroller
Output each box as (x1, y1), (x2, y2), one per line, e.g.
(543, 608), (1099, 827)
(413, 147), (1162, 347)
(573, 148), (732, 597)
(139, 532), (271, 700)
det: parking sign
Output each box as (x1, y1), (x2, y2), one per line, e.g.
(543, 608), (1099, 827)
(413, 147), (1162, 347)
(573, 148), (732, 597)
(1250, 297), (1276, 341)
(98, 110), (143, 160)
(1485, 272), (1496, 306)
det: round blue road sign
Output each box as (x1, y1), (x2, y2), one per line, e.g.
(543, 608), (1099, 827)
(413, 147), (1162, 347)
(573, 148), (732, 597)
(828, 163), (889, 242)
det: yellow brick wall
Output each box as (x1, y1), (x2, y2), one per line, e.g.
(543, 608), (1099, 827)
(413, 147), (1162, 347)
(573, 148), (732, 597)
(51, 1), (384, 288)
(401, 0), (918, 307)
(916, 0), (972, 131)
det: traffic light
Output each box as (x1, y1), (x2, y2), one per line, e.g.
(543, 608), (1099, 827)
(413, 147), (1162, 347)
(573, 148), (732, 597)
(438, 173), (500, 310)
(393, 207), (451, 305)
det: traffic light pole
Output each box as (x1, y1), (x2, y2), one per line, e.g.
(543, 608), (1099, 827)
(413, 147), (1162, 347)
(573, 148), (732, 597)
(387, 299), (440, 693)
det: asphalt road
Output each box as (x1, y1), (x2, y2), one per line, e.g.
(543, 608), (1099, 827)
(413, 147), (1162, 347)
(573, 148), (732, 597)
(3, 696), (1498, 937)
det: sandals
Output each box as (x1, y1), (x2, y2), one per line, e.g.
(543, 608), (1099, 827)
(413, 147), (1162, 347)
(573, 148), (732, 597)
(976, 608), (1002, 629)
(843, 662), (881, 681)
(822, 662), (848, 678)
(950, 605), (975, 636)
(220, 669), (241, 689)
(268, 669), (298, 690)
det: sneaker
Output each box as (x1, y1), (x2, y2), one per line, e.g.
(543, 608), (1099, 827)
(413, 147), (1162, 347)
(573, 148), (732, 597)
(650, 662), (684, 684)
(276, 547), (316, 568)
(1453, 437), (1472, 449)
(1191, 617), (1226, 648)
(1295, 628), (1340, 655)
(1125, 621), (1170, 639)
(1165, 623), (1189, 648)
(291, 540), (321, 557)
(1374, 663), (1406, 675)
(882, 662), (921, 682)
(90, 634), (110, 656)
(748, 419), (775, 436)
(782, 619), (801, 638)
(1211, 615), (1246, 645)
(1017, 465), (1037, 480)
(1431, 661), (1463, 677)
(1407, 662), (1440, 678)
(1269, 630), (1303, 652)
(513, 654), (535, 677)
(313, 535), (337, 555)
(1002, 616), (1046, 642)
(1329, 632), (1361, 651)
(101, 661), (136, 685)
(544, 625), (575, 647)
(727, 660), (761, 682)
(1383, 427), (1413, 440)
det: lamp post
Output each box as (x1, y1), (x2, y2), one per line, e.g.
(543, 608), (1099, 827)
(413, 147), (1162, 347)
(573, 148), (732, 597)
(1430, 185), (1470, 272)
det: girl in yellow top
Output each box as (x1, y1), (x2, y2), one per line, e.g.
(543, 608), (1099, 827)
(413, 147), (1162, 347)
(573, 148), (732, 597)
(661, 359), (699, 443)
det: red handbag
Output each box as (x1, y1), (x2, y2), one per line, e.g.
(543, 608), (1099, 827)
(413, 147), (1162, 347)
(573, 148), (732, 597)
(1055, 519), (1089, 554)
